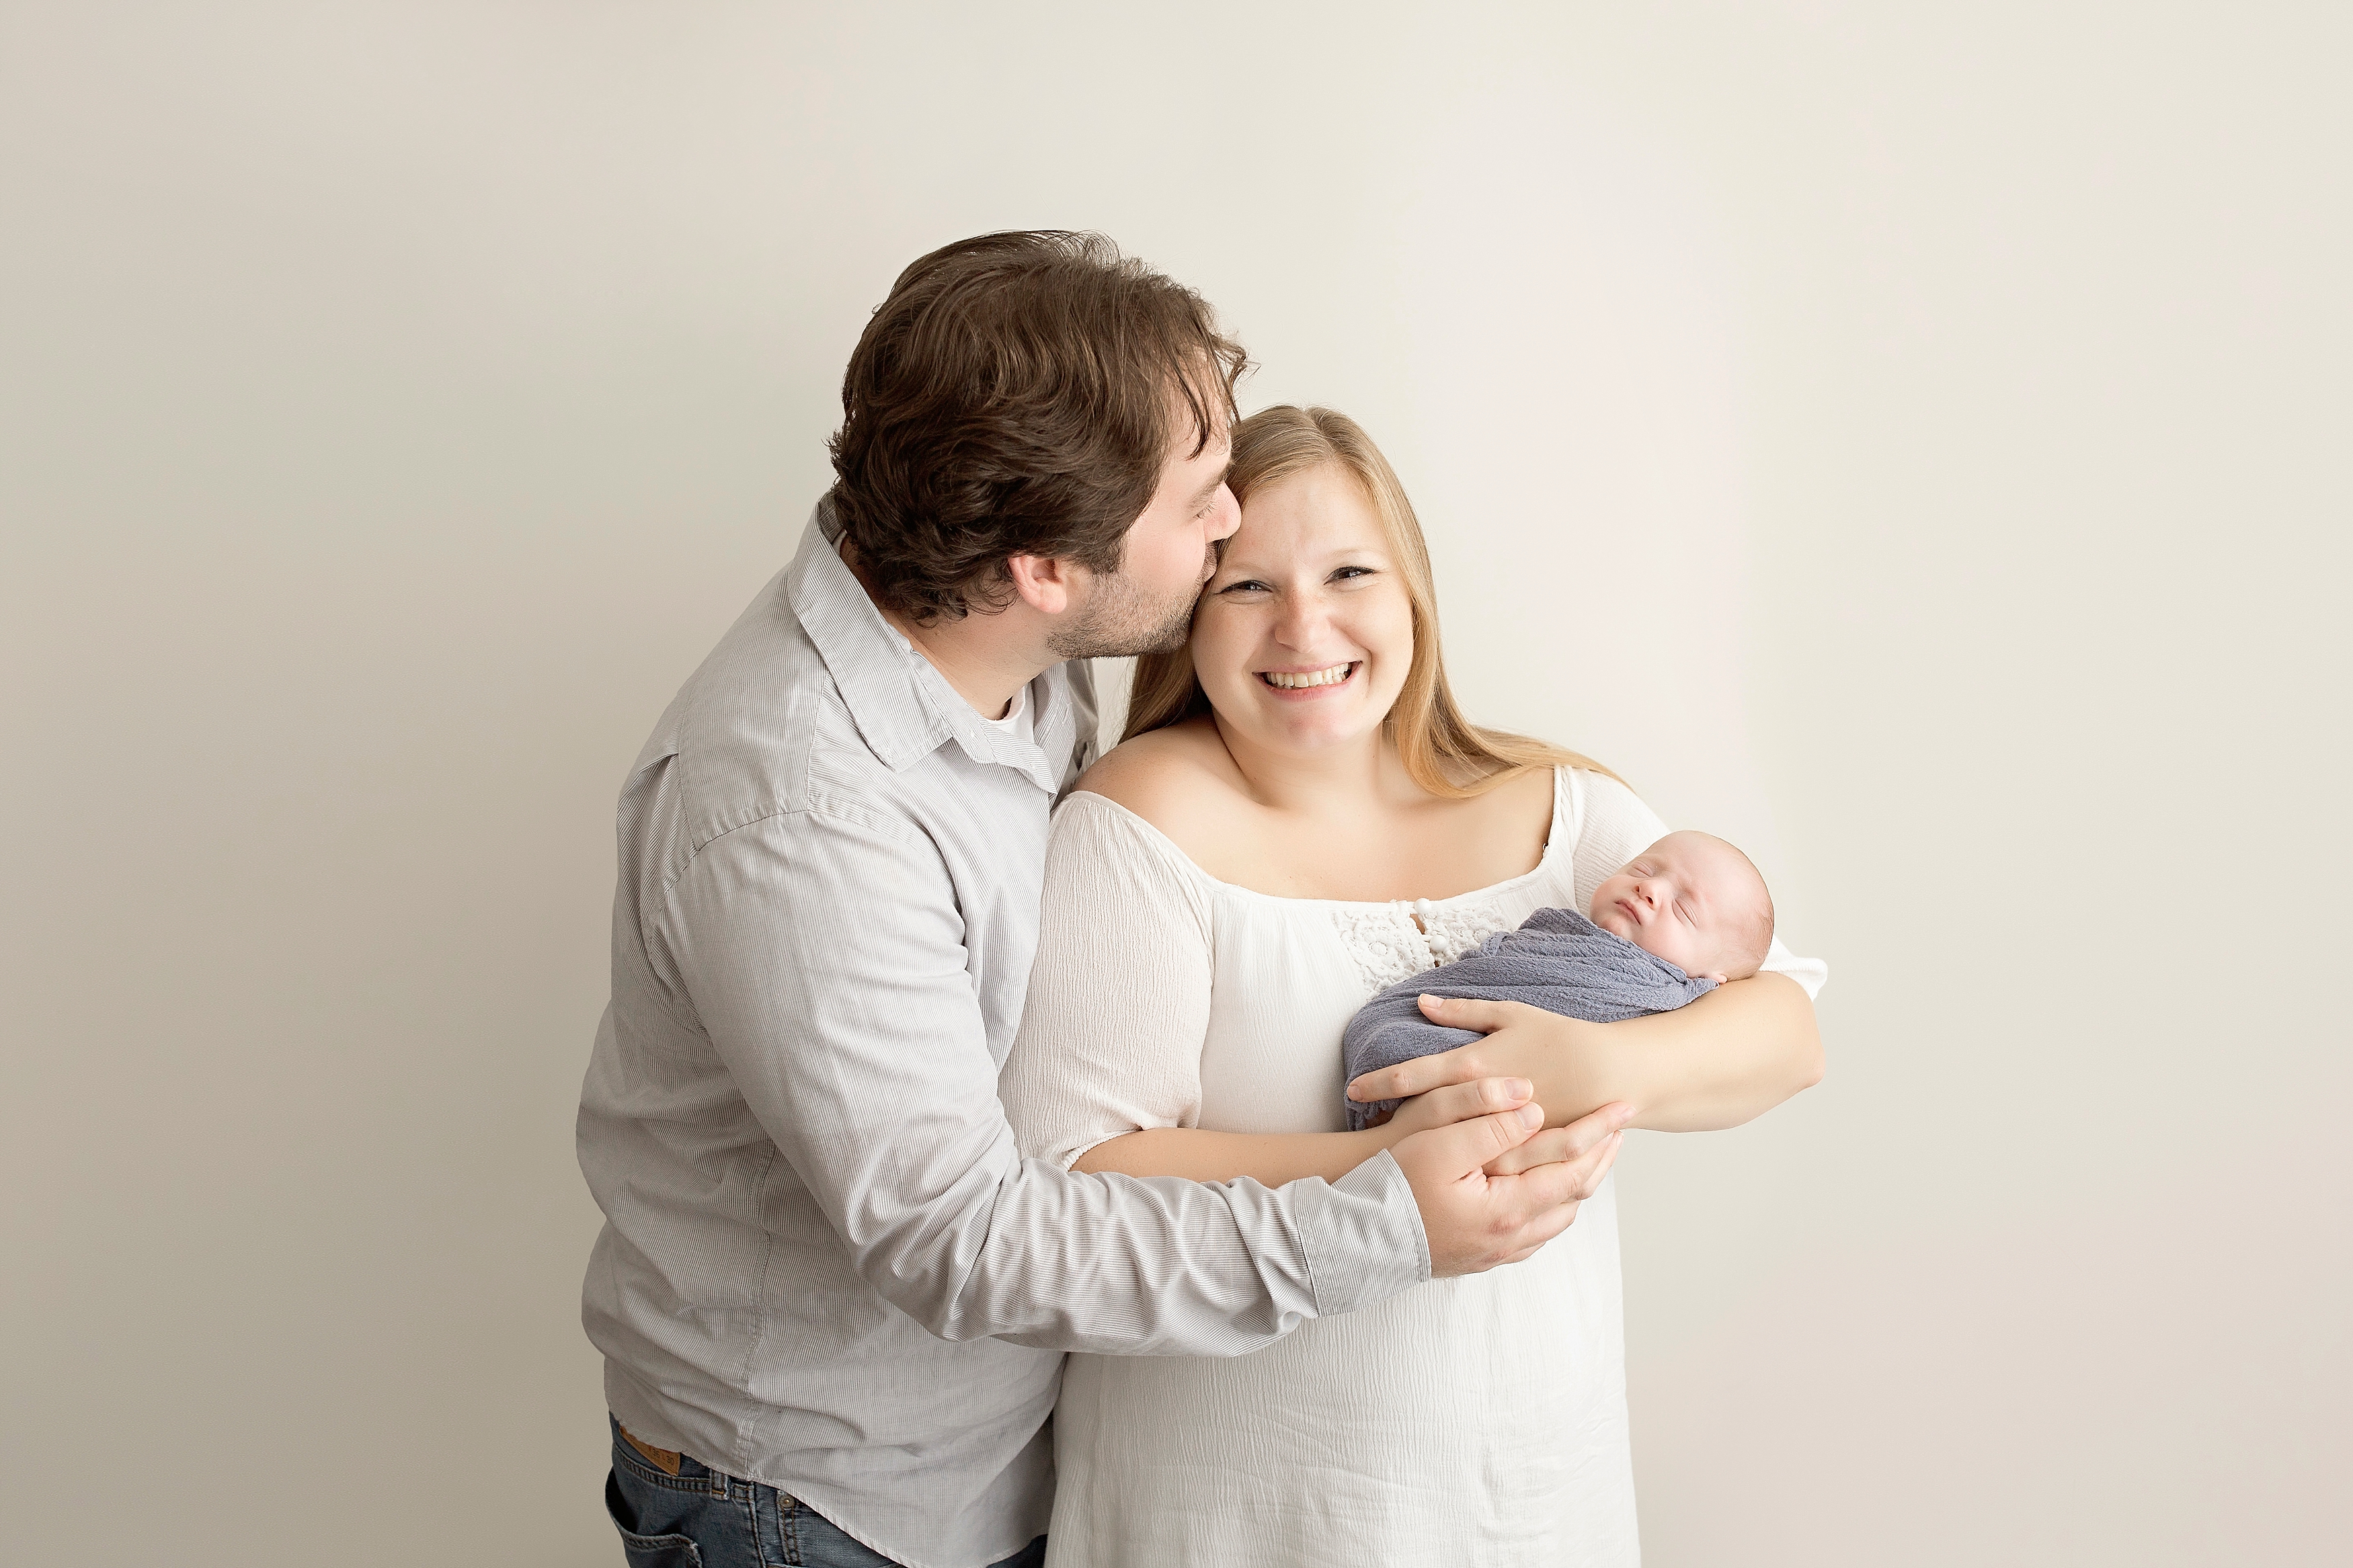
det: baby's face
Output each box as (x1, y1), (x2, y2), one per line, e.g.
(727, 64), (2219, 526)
(1588, 831), (1771, 983)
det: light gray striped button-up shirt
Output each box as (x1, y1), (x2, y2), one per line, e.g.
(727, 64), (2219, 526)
(577, 502), (1427, 1568)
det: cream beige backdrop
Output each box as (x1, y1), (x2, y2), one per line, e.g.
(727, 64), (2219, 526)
(5, 3), (2345, 1564)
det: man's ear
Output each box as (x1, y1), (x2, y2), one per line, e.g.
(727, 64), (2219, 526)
(1003, 552), (1080, 616)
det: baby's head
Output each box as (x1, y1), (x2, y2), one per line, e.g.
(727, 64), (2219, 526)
(1588, 831), (1774, 984)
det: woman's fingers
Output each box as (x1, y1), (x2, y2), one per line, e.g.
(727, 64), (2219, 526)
(1416, 994), (1541, 1034)
(1346, 1038), (1490, 1104)
(1347, 1049), (1481, 1106)
(1344, 998), (1550, 1103)
(1390, 1075), (1535, 1134)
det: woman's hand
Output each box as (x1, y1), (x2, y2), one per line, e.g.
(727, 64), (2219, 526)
(1381, 1074), (1537, 1139)
(1349, 1001), (1613, 1119)
(1348, 976), (1825, 1134)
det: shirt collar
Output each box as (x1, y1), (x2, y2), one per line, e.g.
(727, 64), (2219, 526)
(785, 497), (1074, 794)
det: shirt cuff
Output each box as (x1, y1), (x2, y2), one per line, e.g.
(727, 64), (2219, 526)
(1291, 1149), (1429, 1317)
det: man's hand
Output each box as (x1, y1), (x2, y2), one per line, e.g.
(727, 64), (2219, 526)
(1390, 1099), (1634, 1278)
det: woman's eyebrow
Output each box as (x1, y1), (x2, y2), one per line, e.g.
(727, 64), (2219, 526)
(1215, 543), (1386, 580)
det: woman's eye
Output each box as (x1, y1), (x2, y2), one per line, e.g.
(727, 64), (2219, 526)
(1218, 579), (1273, 595)
(1330, 566), (1375, 583)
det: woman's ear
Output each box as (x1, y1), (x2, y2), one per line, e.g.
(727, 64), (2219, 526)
(1004, 552), (1077, 616)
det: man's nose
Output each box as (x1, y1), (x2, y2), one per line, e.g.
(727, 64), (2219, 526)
(1205, 485), (1241, 544)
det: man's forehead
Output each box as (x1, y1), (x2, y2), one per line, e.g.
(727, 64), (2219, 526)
(1172, 440), (1229, 499)
(1185, 431), (1232, 470)
(1163, 368), (1232, 452)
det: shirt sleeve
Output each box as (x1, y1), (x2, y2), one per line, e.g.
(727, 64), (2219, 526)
(657, 798), (1425, 1358)
(1561, 768), (1829, 1000)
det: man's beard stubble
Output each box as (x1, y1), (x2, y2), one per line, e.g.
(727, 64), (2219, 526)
(1044, 548), (1211, 661)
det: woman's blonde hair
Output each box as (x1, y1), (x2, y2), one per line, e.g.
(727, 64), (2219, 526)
(1122, 405), (1617, 797)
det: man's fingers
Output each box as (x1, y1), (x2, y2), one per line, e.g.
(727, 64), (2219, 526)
(1478, 1100), (1636, 1173)
(1398, 1100), (1630, 1277)
(1486, 1126), (1623, 1180)
(1562, 1099), (1637, 1155)
(1494, 1231), (1568, 1267)
(1483, 1126), (1572, 1178)
(1484, 1125), (1589, 1178)
(1492, 1196), (1583, 1261)
(1493, 1126), (1626, 1202)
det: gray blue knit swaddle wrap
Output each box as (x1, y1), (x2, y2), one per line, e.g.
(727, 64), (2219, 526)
(1340, 906), (1718, 1131)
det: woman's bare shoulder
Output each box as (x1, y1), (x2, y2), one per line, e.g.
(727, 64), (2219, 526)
(1491, 759), (1562, 819)
(1075, 719), (1248, 842)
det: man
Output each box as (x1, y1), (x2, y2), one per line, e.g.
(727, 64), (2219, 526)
(577, 232), (1631, 1568)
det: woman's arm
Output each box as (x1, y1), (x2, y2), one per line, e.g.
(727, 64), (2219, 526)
(1075, 1125), (1405, 1185)
(1346, 972), (1823, 1134)
(1071, 1071), (1551, 1184)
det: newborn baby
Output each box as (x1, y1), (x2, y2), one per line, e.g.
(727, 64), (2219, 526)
(1342, 831), (1776, 1130)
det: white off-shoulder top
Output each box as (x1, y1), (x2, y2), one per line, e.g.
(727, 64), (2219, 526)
(999, 767), (1827, 1567)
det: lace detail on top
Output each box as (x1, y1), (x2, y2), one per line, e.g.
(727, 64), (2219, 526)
(1330, 897), (1519, 995)
(1330, 905), (1429, 993)
(1414, 898), (1515, 966)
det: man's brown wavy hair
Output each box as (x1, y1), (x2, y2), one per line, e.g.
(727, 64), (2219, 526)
(827, 231), (1248, 624)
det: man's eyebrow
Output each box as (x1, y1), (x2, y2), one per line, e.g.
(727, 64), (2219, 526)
(1187, 467), (1229, 511)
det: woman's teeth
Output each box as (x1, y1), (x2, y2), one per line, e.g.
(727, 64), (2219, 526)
(1261, 663), (1355, 689)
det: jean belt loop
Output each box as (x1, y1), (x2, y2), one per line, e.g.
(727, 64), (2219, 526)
(710, 1464), (729, 1500)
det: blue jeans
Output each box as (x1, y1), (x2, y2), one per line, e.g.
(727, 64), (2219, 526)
(604, 1416), (1046, 1568)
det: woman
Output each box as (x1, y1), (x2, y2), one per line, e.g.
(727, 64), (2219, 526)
(998, 407), (1826, 1565)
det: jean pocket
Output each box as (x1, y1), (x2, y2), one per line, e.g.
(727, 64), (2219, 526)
(605, 1470), (706, 1567)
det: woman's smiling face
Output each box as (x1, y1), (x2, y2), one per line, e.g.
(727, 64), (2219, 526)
(1191, 462), (1414, 758)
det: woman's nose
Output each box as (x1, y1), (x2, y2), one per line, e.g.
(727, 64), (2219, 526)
(1272, 591), (1331, 649)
